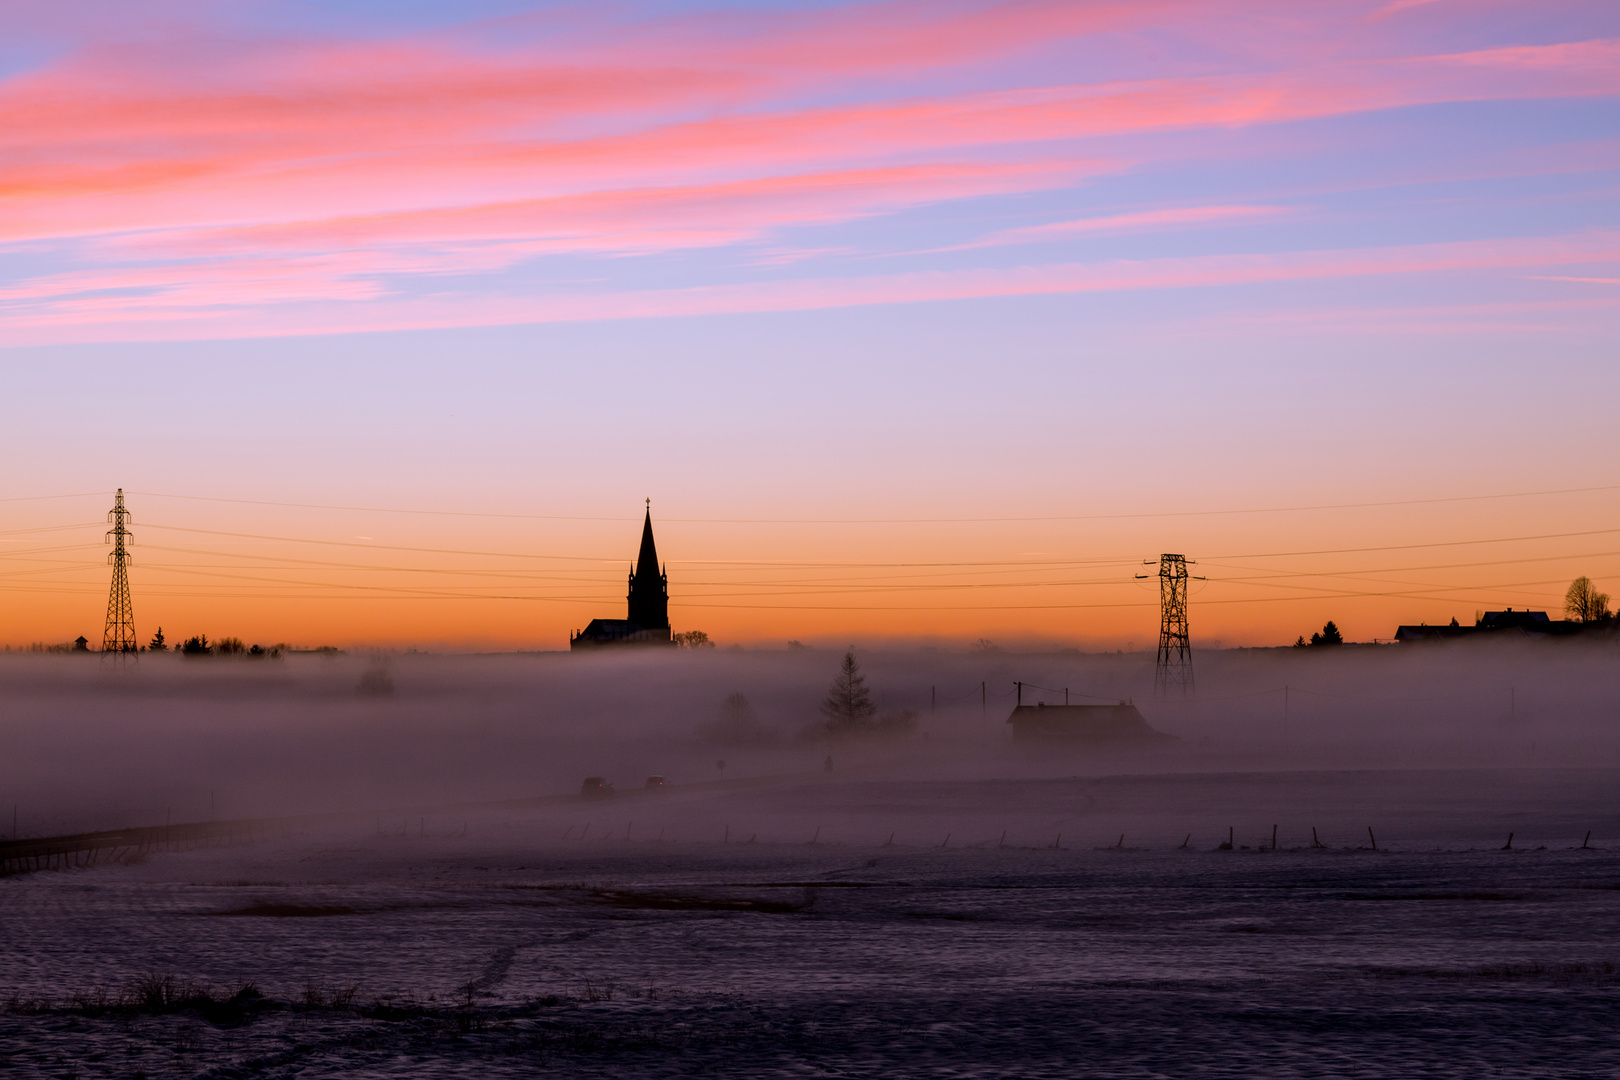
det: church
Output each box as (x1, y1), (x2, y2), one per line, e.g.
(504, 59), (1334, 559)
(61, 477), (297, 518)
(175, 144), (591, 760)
(570, 503), (674, 648)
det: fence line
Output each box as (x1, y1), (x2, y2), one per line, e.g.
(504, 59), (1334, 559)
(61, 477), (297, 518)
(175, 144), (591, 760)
(0, 819), (276, 876)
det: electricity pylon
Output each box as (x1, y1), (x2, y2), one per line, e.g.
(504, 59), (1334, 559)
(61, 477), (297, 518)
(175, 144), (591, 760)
(1140, 553), (1194, 694)
(102, 489), (137, 660)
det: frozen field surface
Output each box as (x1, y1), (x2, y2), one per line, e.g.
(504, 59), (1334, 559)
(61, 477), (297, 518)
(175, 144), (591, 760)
(4, 769), (1620, 1078)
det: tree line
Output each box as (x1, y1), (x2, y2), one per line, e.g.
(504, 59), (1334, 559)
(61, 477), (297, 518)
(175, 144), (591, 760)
(1294, 575), (1612, 646)
(146, 627), (286, 658)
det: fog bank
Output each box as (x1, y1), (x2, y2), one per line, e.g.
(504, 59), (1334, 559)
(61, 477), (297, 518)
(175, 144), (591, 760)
(2, 640), (1617, 837)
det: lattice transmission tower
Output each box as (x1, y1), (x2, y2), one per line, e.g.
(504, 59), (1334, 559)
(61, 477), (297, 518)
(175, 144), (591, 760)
(102, 488), (138, 660)
(1141, 553), (1195, 694)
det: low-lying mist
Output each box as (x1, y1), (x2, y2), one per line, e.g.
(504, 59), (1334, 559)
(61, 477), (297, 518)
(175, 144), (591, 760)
(2, 640), (1617, 838)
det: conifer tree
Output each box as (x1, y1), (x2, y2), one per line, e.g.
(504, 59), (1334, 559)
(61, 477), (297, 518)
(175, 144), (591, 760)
(1310, 620), (1344, 646)
(821, 650), (877, 730)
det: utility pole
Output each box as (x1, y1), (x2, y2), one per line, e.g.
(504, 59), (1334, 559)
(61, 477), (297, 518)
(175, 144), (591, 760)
(1139, 554), (1196, 695)
(1015, 681), (1022, 707)
(102, 489), (137, 662)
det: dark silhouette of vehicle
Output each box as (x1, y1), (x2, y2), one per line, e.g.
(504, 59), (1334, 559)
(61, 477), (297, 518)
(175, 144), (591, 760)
(580, 777), (614, 798)
(644, 775), (667, 792)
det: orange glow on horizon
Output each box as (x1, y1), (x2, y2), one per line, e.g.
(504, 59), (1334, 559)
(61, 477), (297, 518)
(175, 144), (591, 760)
(3, 488), (1617, 653)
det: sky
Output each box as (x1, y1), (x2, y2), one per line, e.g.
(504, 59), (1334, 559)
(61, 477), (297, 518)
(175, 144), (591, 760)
(0, 0), (1617, 651)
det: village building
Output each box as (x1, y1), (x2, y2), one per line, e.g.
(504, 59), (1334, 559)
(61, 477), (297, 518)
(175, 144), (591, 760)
(570, 504), (674, 649)
(1394, 608), (1598, 642)
(1005, 701), (1169, 743)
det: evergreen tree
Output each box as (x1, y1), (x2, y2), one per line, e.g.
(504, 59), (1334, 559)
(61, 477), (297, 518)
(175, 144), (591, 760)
(821, 651), (877, 731)
(1310, 620), (1344, 646)
(148, 627), (167, 652)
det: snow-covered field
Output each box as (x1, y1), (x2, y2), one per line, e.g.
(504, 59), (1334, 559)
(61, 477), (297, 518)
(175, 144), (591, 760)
(4, 768), (1620, 1078)
(3, 647), (1619, 1076)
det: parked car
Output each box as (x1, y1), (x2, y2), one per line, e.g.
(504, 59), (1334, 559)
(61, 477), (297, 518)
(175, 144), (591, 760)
(580, 776), (614, 798)
(644, 775), (667, 792)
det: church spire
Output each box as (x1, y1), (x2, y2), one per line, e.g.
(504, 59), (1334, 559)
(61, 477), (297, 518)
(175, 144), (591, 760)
(627, 499), (669, 632)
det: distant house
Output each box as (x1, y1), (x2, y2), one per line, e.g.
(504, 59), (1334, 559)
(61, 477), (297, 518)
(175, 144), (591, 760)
(1395, 608), (1589, 642)
(1006, 702), (1170, 743)
(1479, 609), (1554, 632)
(1393, 617), (1472, 643)
(571, 506), (675, 650)
(72, 635), (89, 652)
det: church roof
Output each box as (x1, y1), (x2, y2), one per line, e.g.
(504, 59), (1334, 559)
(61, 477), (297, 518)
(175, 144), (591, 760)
(635, 506), (660, 579)
(1005, 703), (1170, 742)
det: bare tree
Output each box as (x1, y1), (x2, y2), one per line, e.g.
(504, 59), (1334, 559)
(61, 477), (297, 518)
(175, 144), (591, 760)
(1564, 576), (1612, 623)
(699, 691), (776, 745)
(358, 656), (394, 696)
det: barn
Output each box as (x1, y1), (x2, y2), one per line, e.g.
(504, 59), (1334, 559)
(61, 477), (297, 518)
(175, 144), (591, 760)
(1005, 702), (1169, 743)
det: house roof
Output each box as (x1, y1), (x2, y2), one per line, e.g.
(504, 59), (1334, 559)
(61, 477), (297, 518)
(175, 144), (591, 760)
(1005, 702), (1169, 742)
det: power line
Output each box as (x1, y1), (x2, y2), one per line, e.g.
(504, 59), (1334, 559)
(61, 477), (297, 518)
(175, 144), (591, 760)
(131, 544), (1137, 581)
(109, 520), (1620, 568)
(140, 524), (618, 563)
(16, 536), (1609, 590)
(675, 586), (1581, 610)
(92, 480), (1620, 523)
(130, 491), (627, 522)
(0, 544), (104, 558)
(136, 523), (1142, 568)
(0, 523), (105, 536)
(1202, 548), (1620, 580)
(1208, 527), (1620, 560)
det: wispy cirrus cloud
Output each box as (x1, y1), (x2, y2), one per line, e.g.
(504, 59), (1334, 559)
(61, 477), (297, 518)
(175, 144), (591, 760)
(0, 1), (1617, 345)
(5, 229), (1615, 345)
(950, 204), (1291, 250)
(107, 160), (1104, 261)
(6, 35), (1616, 244)
(1367, 0), (1451, 21)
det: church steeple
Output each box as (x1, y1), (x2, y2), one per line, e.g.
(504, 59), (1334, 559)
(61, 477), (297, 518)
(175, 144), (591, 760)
(627, 499), (669, 632)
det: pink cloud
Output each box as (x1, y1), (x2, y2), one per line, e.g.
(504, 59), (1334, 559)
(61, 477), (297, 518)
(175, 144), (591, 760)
(0, 160), (1101, 316)
(636, 0), (1184, 81)
(5, 230), (1614, 346)
(1367, 0), (1450, 20)
(953, 204), (1290, 249)
(119, 159), (1101, 260)
(2, 32), (1615, 249)
(1, 3), (1617, 346)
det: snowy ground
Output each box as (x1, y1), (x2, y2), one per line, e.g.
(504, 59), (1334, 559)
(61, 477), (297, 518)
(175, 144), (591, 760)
(4, 768), (1620, 1078)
